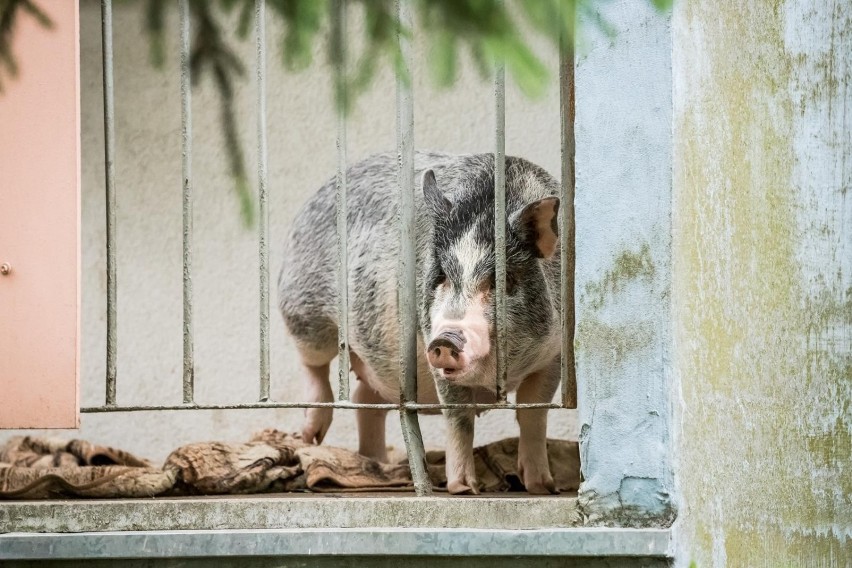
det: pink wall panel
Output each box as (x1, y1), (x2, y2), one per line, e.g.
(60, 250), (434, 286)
(0, 0), (80, 428)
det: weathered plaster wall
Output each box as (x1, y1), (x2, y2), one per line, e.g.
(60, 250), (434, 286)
(4, 0), (577, 462)
(672, 0), (851, 565)
(575, 1), (674, 524)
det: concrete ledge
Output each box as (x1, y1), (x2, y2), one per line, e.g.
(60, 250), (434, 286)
(0, 494), (581, 533)
(0, 528), (673, 559)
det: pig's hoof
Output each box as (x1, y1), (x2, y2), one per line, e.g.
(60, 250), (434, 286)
(301, 407), (333, 445)
(447, 471), (480, 495)
(521, 470), (558, 495)
(519, 460), (559, 495)
(525, 475), (558, 495)
(447, 479), (480, 495)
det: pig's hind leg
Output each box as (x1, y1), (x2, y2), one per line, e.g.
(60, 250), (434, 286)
(352, 378), (390, 463)
(515, 360), (560, 494)
(348, 351), (390, 462)
(280, 311), (337, 445)
(280, 288), (338, 444)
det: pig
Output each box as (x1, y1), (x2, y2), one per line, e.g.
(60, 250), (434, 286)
(278, 152), (562, 494)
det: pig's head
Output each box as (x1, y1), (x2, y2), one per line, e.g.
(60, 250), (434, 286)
(421, 168), (559, 389)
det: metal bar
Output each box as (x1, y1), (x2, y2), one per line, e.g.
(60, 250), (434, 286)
(256, 0), (270, 402)
(180, 0), (195, 404)
(101, 0), (117, 406)
(81, 402), (565, 413)
(560, 5), (577, 409)
(395, 0), (417, 410)
(332, 0), (350, 401)
(395, 0), (431, 497)
(494, 62), (507, 403)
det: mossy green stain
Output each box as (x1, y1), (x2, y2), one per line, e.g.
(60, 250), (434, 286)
(674, 0), (850, 565)
(576, 318), (654, 361)
(584, 243), (655, 310)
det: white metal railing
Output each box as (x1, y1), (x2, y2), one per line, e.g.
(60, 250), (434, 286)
(84, 0), (577, 498)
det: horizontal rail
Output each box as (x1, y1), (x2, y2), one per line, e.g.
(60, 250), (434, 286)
(81, 402), (566, 413)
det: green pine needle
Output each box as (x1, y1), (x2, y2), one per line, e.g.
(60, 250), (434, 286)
(1, 0), (673, 227)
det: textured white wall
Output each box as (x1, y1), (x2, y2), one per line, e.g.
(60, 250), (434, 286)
(573, 0), (673, 522)
(8, 0), (577, 464)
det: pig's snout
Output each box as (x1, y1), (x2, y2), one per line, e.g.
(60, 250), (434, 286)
(427, 330), (466, 376)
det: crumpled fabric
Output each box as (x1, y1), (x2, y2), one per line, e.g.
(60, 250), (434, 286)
(0, 430), (579, 499)
(0, 435), (172, 498)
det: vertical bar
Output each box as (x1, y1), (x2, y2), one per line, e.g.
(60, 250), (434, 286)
(560, 5), (577, 409)
(331, 0), (350, 401)
(101, 0), (117, 406)
(180, 0), (195, 404)
(494, 63), (507, 404)
(395, 0), (431, 496)
(256, 0), (270, 402)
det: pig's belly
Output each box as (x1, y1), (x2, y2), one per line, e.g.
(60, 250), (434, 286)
(349, 346), (501, 415)
(349, 346), (441, 411)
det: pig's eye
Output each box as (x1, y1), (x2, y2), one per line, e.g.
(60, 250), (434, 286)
(507, 273), (518, 295)
(433, 267), (448, 289)
(488, 273), (518, 295)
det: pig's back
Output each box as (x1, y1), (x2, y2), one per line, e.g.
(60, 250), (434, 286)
(278, 151), (559, 390)
(277, 152), (449, 362)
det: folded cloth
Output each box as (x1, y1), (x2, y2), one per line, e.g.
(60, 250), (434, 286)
(0, 431), (580, 499)
(163, 430), (306, 495)
(0, 435), (171, 498)
(0, 435), (151, 468)
(0, 465), (176, 499)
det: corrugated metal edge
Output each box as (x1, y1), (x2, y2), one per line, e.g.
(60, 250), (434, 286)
(0, 528), (672, 559)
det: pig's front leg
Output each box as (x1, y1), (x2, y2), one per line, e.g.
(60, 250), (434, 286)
(299, 355), (335, 445)
(516, 361), (560, 494)
(438, 380), (478, 494)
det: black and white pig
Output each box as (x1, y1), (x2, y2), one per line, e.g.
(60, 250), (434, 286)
(278, 152), (562, 494)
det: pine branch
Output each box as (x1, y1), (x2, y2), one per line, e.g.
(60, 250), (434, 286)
(0, 0), (53, 92)
(3, 0), (672, 226)
(188, 0), (254, 225)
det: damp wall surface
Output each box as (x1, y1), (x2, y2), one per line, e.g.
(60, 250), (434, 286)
(574, 0), (674, 525)
(672, 0), (851, 565)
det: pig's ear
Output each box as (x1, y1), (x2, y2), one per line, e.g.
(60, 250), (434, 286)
(422, 170), (451, 219)
(510, 197), (560, 259)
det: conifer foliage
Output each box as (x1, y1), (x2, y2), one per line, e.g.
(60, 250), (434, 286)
(0, 0), (670, 224)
